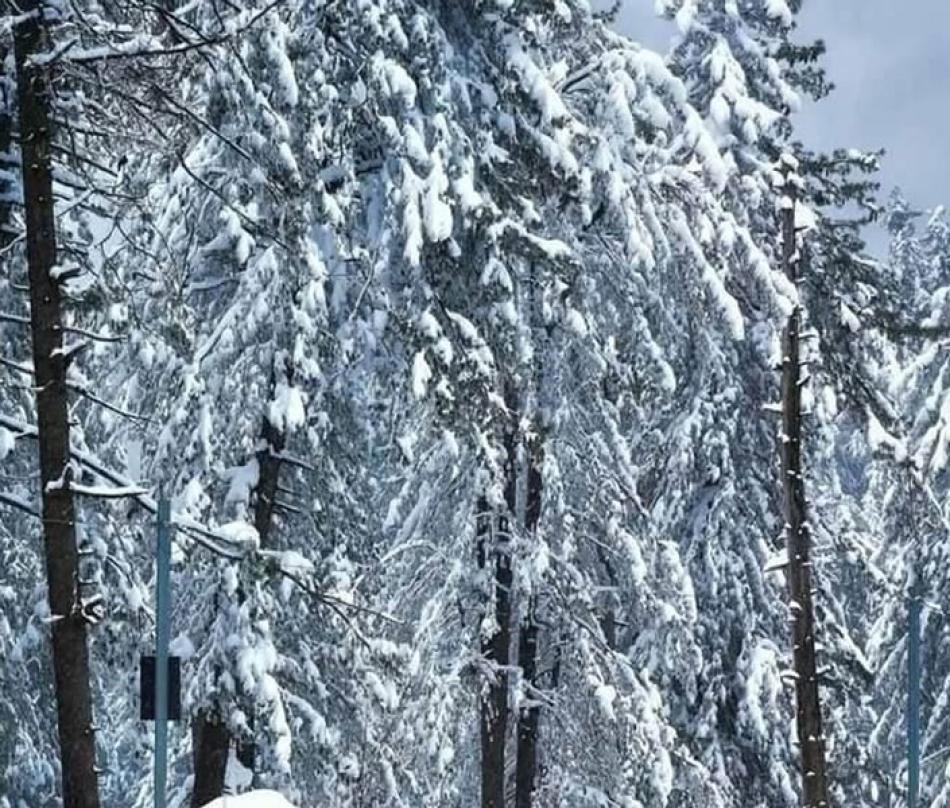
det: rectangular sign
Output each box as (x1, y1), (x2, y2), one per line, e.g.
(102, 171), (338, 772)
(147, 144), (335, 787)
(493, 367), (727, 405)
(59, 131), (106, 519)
(140, 655), (182, 721)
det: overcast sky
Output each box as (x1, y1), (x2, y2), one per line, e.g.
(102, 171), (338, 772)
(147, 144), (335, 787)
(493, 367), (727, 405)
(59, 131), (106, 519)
(615, 1), (950, 255)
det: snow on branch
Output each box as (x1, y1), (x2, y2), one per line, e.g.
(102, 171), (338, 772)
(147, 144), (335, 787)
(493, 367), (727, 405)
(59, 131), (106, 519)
(66, 482), (150, 499)
(26, 0), (288, 67)
(0, 412), (248, 560)
(0, 312), (30, 326)
(0, 490), (39, 517)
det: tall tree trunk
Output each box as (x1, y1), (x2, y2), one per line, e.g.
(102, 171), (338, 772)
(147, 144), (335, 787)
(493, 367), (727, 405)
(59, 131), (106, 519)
(515, 444), (543, 808)
(778, 158), (831, 807)
(478, 400), (517, 808)
(476, 497), (503, 808)
(1, 44), (15, 249)
(191, 713), (230, 807)
(13, 8), (101, 807)
(192, 393), (285, 804)
(236, 412), (287, 776)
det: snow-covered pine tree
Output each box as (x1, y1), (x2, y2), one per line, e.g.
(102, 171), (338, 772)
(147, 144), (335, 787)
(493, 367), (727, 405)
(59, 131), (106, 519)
(78, 2), (411, 804)
(1, 1), (373, 803)
(0, 25), (64, 808)
(0, 48), (66, 785)
(776, 156), (829, 807)
(867, 197), (950, 807)
(649, 1), (888, 804)
(344, 2), (812, 806)
(638, 3), (815, 803)
(0, 5), (162, 803)
(0, 2), (921, 808)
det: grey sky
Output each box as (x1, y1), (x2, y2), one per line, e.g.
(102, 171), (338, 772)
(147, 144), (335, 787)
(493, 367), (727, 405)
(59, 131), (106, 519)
(615, 1), (950, 255)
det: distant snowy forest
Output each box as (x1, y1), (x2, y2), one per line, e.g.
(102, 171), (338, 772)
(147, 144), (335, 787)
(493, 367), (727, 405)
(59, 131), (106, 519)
(0, 1), (947, 807)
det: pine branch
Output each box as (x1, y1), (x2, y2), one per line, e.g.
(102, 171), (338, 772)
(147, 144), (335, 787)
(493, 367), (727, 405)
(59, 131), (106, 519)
(0, 490), (39, 517)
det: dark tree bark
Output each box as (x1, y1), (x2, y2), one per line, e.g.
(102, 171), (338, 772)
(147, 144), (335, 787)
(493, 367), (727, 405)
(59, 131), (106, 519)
(13, 7), (101, 807)
(236, 411), (287, 775)
(191, 712), (230, 807)
(478, 399), (517, 808)
(515, 444), (543, 808)
(191, 384), (285, 804)
(253, 411), (286, 543)
(778, 161), (831, 808)
(594, 534), (620, 651)
(476, 497), (503, 808)
(234, 720), (256, 776)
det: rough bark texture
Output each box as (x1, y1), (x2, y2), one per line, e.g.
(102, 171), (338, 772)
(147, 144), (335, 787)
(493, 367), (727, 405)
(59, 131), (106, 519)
(13, 8), (102, 807)
(515, 446), (543, 808)
(779, 165), (831, 807)
(192, 388), (285, 803)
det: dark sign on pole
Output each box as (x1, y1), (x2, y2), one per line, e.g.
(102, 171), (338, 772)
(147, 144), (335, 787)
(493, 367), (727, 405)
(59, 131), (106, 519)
(140, 655), (182, 721)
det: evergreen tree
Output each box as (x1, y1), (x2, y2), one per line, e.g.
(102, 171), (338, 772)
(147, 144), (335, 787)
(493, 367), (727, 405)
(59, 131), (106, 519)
(0, 2), (933, 808)
(650, 1), (886, 804)
(351, 2), (811, 805)
(869, 197), (950, 808)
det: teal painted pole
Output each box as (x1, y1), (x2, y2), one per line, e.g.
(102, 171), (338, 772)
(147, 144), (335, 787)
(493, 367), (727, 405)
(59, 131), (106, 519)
(908, 595), (922, 808)
(155, 498), (172, 808)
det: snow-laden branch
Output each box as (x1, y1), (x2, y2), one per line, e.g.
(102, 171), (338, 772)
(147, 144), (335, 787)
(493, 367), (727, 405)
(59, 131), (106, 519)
(62, 324), (125, 344)
(0, 490), (39, 517)
(0, 312), (30, 326)
(26, 0), (288, 66)
(0, 354), (150, 422)
(67, 482), (150, 499)
(0, 412), (248, 560)
(0, 414), (406, 633)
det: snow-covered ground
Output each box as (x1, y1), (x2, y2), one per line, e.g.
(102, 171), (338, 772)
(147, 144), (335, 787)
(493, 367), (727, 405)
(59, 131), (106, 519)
(200, 790), (298, 808)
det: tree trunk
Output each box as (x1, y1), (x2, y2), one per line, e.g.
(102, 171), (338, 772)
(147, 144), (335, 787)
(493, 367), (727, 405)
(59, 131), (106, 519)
(482, 526), (513, 808)
(192, 711), (230, 807)
(477, 498), (503, 808)
(236, 411), (287, 776)
(478, 402), (517, 808)
(191, 398), (285, 804)
(253, 412), (285, 543)
(515, 445), (543, 808)
(1, 44), (15, 249)
(778, 158), (831, 808)
(13, 8), (101, 808)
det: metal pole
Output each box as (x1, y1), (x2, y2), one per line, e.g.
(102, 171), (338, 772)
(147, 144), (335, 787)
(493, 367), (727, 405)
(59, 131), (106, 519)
(908, 594), (922, 808)
(155, 497), (172, 808)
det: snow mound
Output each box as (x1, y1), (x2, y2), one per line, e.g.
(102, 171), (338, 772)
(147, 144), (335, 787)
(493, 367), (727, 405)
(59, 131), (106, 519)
(200, 790), (299, 808)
